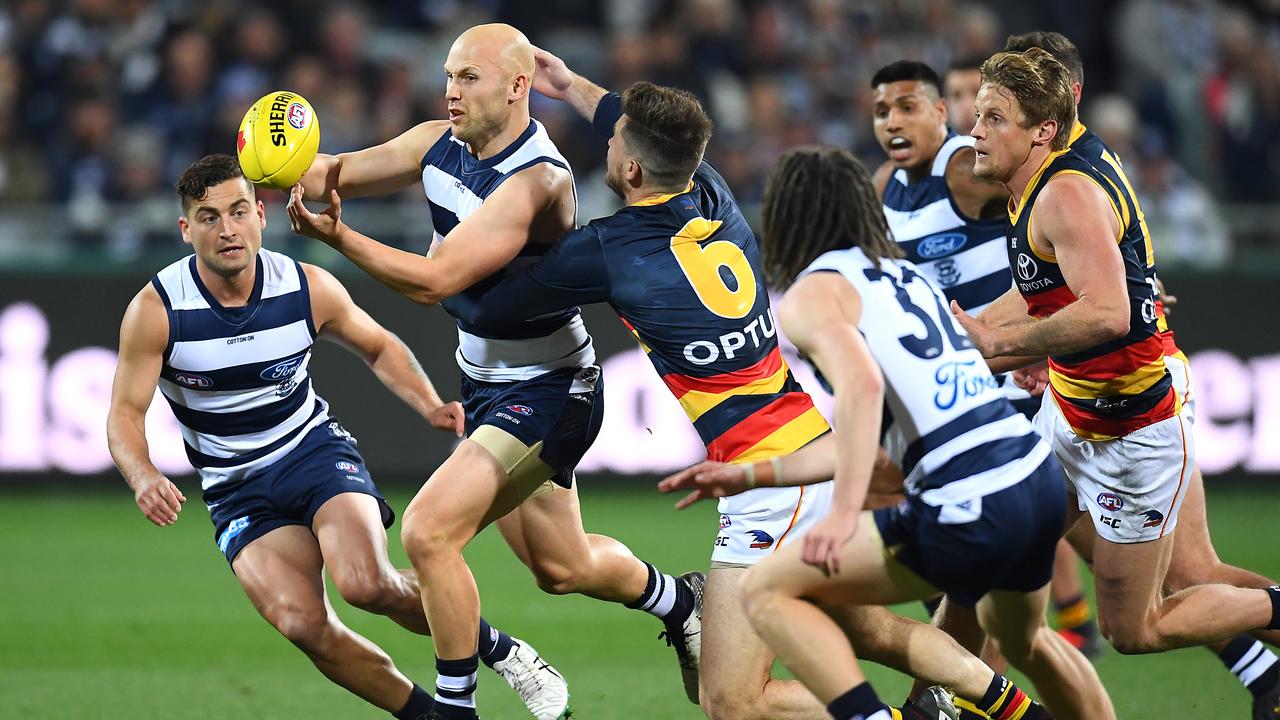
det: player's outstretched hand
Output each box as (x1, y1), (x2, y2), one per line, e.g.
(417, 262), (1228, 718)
(658, 461), (750, 509)
(950, 300), (997, 357)
(133, 474), (186, 527)
(801, 512), (858, 576)
(427, 400), (466, 437)
(1013, 361), (1050, 396)
(287, 184), (345, 244)
(532, 46), (575, 100)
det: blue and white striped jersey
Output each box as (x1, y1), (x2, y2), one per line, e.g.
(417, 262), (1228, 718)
(421, 119), (595, 384)
(882, 133), (1009, 316)
(800, 247), (1047, 504)
(152, 249), (328, 489)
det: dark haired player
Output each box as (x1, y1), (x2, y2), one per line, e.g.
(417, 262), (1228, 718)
(106, 154), (569, 720)
(666, 144), (1114, 720)
(944, 55), (985, 136)
(448, 49), (967, 720)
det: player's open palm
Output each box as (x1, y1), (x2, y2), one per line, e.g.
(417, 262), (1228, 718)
(427, 400), (466, 437)
(287, 184), (345, 244)
(658, 460), (749, 509)
(133, 474), (186, 527)
(801, 512), (858, 576)
(532, 47), (574, 99)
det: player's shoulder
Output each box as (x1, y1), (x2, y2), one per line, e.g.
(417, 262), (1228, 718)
(403, 120), (453, 155)
(120, 281), (169, 352)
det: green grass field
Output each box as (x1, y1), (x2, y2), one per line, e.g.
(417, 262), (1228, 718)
(2, 482), (1278, 719)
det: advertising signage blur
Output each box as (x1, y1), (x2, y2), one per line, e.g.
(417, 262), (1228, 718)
(0, 272), (1275, 483)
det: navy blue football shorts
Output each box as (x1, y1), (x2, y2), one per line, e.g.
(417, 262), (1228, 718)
(873, 454), (1067, 607)
(204, 419), (394, 565)
(460, 365), (604, 489)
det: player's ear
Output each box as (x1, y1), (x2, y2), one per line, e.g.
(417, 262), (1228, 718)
(177, 216), (193, 246)
(256, 199), (267, 229)
(1034, 119), (1056, 147)
(510, 72), (530, 101)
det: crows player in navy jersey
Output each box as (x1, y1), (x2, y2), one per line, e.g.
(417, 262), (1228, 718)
(286, 24), (697, 719)
(107, 155), (568, 720)
(1001, 31), (1280, 718)
(450, 50), (959, 720)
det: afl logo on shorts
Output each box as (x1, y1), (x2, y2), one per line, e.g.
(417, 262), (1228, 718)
(719, 514), (732, 529)
(1016, 253), (1038, 281)
(1096, 492), (1124, 512)
(174, 372), (213, 389)
(506, 404), (533, 416)
(286, 102), (309, 130)
(335, 461), (360, 474)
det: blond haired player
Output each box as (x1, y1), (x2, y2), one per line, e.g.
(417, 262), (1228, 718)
(106, 154), (569, 720)
(286, 24), (699, 720)
(953, 48), (1280, 659)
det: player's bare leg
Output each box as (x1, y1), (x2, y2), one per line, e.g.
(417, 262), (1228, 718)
(1092, 530), (1276, 653)
(497, 482), (703, 702)
(977, 587), (1115, 719)
(401, 440), (538, 717)
(742, 511), (1060, 719)
(313, 493), (431, 635)
(234, 525), (425, 713)
(698, 567), (828, 720)
(497, 484), (649, 602)
(1049, 540), (1102, 656)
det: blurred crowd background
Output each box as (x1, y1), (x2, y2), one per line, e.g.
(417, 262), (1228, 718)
(3, 0), (1279, 270)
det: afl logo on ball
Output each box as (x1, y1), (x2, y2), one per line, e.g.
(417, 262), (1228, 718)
(1016, 253), (1038, 281)
(286, 102), (309, 130)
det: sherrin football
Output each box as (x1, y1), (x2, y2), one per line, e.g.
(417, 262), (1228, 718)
(236, 90), (320, 190)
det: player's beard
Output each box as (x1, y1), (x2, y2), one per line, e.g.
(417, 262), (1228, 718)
(604, 160), (625, 199)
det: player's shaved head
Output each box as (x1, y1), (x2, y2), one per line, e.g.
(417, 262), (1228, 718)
(449, 23), (534, 78)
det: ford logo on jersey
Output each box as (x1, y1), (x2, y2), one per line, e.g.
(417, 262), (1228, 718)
(917, 233), (967, 259)
(1096, 492), (1124, 512)
(174, 372), (213, 389)
(933, 360), (998, 410)
(260, 356), (304, 381)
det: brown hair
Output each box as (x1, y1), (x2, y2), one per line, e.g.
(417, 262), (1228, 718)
(760, 146), (903, 288)
(176, 154), (251, 211)
(1004, 31), (1084, 88)
(980, 48), (1077, 150)
(620, 81), (713, 189)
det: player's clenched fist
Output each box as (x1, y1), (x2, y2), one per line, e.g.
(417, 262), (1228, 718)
(427, 400), (467, 438)
(800, 512), (858, 576)
(132, 474), (187, 527)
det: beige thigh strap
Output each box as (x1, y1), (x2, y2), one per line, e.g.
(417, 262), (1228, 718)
(469, 425), (559, 501)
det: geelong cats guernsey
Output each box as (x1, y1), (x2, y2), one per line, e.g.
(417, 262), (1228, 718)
(151, 249), (328, 489)
(420, 119), (595, 384)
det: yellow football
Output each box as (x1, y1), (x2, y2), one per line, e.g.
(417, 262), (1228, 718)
(236, 90), (320, 190)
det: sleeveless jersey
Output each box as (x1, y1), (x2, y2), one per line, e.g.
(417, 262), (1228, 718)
(1068, 123), (1183, 359)
(151, 249), (328, 489)
(420, 119), (595, 383)
(799, 248), (1046, 503)
(445, 94), (829, 464)
(881, 132), (1028, 406)
(882, 133), (1010, 315)
(1007, 144), (1179, 440)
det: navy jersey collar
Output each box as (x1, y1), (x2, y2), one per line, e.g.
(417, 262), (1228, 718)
(189, 253), (265, 327)
(456, 119), (538, 173)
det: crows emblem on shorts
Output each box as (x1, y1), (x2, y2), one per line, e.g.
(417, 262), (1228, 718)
(747, 530), (775, 549)
(1142, 510), (1165, 528)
